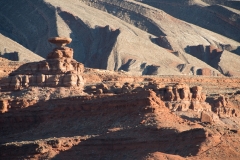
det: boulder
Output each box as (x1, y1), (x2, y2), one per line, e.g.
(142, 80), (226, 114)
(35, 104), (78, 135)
(121, 82), (133, 93)
(201, 111), (219, 123)
(48, 37), (72, 48)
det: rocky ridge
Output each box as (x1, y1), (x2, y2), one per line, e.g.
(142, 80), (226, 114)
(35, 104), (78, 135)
(1, 70), (240, 159)
(1, 59), (240, 159)
(1, 0), (240, 76)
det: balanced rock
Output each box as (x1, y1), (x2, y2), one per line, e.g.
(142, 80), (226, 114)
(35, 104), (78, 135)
(0, 37), (85, 91)
(47, 37), (73, 59)
(48, 37), (72, 48)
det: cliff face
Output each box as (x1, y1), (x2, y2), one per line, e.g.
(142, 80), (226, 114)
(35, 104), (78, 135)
(1, 84), (240, 159)
(0, 91), (207, 159)
(0, 0), (57, 57)
(0, 0), (240, 76)
(185, 45), (240, 76)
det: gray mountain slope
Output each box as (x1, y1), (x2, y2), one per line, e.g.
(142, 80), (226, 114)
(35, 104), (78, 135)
(0, 0), (239, 76)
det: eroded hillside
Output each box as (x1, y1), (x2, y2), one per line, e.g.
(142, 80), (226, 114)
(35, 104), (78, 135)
(1, 61), (240, 159)
(1, 37), (240, 159)
(0, 0), (240, 76)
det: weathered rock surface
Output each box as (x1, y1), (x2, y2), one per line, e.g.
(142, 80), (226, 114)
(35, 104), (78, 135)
(200, 111), (220, 123)
(162, 84), (211, 112)
(84, 81), (211, 112)
(1, 65), (240, 159)
(0, 37), (85, 90)
(185, 45), (240, 76)
(0, 57), (25, 78)
(211, 94), (238, 118)
(140, 0), (240, 42)
(0, 90), (205, 159)
(1, 0), (240, 76)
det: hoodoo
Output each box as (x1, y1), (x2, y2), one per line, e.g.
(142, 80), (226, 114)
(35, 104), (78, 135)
(47, 37), (73, 59)
(0, 37), (85, 91)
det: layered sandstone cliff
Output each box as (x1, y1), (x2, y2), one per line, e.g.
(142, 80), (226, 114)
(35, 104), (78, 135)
(84, 81), (211, 112)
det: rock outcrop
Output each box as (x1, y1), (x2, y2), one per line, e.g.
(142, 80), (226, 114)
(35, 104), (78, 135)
(0, 57), (25, 78)
(212, 95), (238, 118)
(0, 37), (84, 91)
(0, 98), (37, 114)
(185, 45), (240, 76)
(1, 90), (204, 160)
(163, 84), (211, 112)
(200, 111), (220, 124)
(1, 61), (240, 159)
(84, 81), (211, 112)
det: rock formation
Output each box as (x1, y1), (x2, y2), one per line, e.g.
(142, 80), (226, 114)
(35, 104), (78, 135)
(83, 81), (211, 113)
(200, 111), (220, 124)
(185, 45), (240, 76)
(1, 62), (240, 159)
(0, 37), (85, 91)
(3, 0), (240, 76)
(212, 95), (237, 118)
(164, 86), (175, 101)
(161, 84), (210, 112)
(0, 99), (8, 113)
(0, 57), (25, 78)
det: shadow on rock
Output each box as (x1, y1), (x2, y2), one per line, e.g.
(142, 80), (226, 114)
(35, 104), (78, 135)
(0, 91), (207, 159)
(52, 127), (206, 159)
(0, 51), (19, 61)
(57, 8), (120, 70)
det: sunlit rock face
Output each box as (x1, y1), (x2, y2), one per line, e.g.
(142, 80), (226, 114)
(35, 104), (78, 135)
(0, 37), (85, 91)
